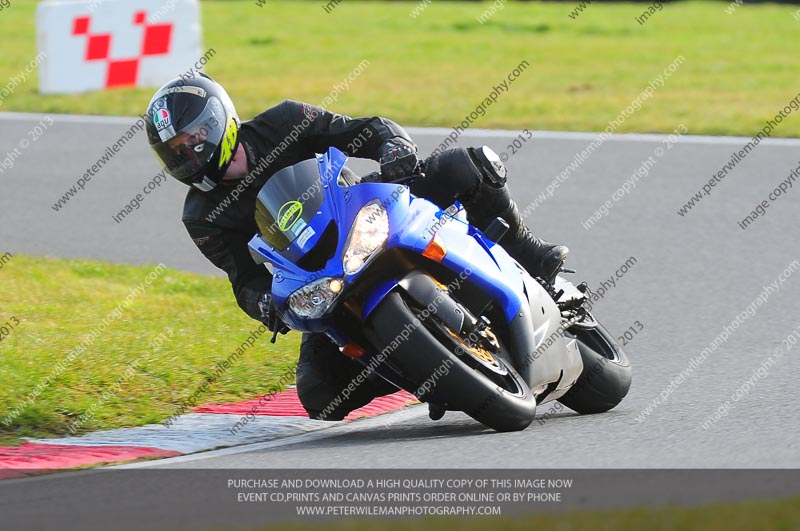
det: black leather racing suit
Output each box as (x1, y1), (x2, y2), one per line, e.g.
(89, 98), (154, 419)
(182, 100), (414, 323)
(183, 100), (516, 421)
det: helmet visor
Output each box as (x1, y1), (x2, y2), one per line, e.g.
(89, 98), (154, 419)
(151, 97), (227, 181)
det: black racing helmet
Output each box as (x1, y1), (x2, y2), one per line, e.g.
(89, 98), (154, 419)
(145, 73), (240, 191)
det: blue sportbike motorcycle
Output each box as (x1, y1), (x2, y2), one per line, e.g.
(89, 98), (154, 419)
(249, 147), (631, 432)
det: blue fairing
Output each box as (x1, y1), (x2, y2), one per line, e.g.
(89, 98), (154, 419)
(248, 147), (524, 341)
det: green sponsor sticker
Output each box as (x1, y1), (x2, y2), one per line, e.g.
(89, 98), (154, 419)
(277, 200), (303, 232)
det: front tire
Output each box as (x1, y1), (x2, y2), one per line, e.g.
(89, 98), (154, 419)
(558, 322), (632, 414)
(365, 291), (537, 432)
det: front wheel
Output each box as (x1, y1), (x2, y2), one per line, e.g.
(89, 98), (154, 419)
(558, 321), (632, 414)
(365, 291), (537, 432)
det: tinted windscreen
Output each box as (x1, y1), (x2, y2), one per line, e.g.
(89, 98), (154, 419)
(255, 159), (324, 250)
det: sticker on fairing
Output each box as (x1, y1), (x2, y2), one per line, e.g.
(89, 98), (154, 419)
(296, 225), (316, 249)
(277, 200), (303, 232)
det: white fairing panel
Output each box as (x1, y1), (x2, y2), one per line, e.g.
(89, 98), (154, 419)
(517, 272), (583, 403)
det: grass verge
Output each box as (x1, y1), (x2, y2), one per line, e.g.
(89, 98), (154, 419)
(0, 255), (299, 446)
(2, 1), (800, 136)
(250, 495), (800, 531)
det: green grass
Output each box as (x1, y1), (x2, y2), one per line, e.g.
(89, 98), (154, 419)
(246, 496), (800, 531)
(3, 1), (800, 136)
(0, 255), (299, 446)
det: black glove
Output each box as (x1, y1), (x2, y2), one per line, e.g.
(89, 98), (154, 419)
(258, 292), (290, 336)
(379, 137), (418, 181)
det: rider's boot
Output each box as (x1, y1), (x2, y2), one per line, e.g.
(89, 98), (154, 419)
(495, 197), (569, 283)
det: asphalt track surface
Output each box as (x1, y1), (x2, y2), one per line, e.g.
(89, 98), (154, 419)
(2, 112), (800, 467)
(1, 112), (800, 528)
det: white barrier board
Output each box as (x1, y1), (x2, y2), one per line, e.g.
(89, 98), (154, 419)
(37, 0), (203, 94)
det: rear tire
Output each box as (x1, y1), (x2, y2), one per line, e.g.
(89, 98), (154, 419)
(558, 322), (632, 414)
(365, 292), (537, 432)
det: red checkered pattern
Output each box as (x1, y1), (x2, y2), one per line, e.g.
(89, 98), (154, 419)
(72, 11), (173, 89)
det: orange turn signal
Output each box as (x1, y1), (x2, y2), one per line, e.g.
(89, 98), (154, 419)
(422, 234), (447, 262)
(342, 343), (366, 358)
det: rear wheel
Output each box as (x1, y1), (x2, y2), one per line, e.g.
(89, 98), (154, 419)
(558, 321), (632, 414)
(365, 291), (537, 432)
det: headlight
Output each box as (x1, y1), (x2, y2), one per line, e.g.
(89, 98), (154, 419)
(288, 277), (344, 319)
(343, 201), (389, 275)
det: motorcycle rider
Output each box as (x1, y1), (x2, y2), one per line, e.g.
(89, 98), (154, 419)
(145, 73), (568, 420)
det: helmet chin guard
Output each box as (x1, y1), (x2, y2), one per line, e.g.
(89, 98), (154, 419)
(193, 175), (219, 192)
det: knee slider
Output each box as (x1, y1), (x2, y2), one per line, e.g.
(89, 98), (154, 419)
(469, 146), (507, 188)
